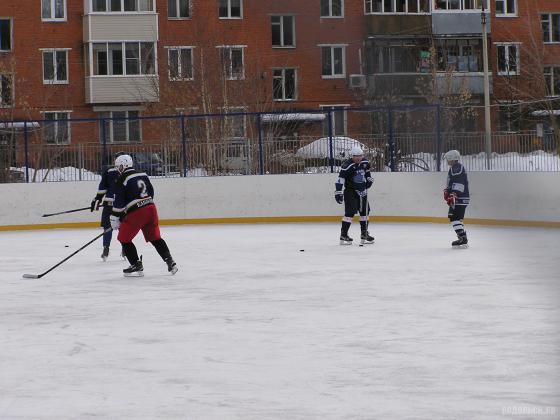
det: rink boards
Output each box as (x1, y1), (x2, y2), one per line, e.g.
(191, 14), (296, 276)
(0, 172), (559, 230)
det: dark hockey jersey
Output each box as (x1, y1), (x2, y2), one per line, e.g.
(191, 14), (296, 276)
(335, 158), (373, 192)
(96, 166), (120, 204)
(446, 162), (470, 205)
(112, 168), (155, 217)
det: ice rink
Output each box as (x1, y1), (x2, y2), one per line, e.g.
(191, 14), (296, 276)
(1, 222), (559, 419)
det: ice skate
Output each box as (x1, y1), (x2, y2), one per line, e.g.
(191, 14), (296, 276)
(123, 260), (144, 277)
(360, 231), (375, 245)
(101, 246), (109, 261)
(339, 234), (353, 245)
(165, 257), (178, 275)
(452, 234), (468, 249)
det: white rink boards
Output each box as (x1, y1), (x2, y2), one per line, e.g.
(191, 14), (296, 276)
(0, 223), (559, 419)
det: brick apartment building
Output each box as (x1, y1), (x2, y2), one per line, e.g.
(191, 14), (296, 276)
(0, 0), (558, 149)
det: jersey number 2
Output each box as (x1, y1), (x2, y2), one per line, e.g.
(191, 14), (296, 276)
(137, 180), (148, 198)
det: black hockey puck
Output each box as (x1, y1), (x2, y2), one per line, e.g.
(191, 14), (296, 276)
(65, 245), (69, 248)
(359, 244), (363, 247)
(299, 249), (305, 252)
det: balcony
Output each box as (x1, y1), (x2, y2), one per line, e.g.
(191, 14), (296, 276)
(366, 15), (432, 36)
(432, 11), (490, 35)
(367, 72), (492, 97)
(85, 76), (159, 104)
(83, 13), (158, 42)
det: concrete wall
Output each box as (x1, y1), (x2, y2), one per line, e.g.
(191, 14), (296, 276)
(0, 172), (559, 230)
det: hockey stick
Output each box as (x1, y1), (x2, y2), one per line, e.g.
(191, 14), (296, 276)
(42, 206), (97, 217)
(22, 228), (112, 279)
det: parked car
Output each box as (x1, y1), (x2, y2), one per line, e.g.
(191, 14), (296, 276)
(129, 152), (177, 176)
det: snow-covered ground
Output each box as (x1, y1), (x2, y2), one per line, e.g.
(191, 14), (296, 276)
(0, 223), (558, 419)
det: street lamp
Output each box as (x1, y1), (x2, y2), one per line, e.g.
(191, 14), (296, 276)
(481, 0), (492, 170)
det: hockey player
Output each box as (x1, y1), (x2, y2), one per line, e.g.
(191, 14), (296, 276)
(91, 151), (125, 261)
(335, 145), (375, 245)
(443, 149), (470, 247)
(109, 154), (178, 277)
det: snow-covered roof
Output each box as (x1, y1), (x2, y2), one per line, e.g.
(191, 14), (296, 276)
(295, 137), (366, 159)
(0, 122), (40, 129)
(260, 113), (326, 123)
(531, 110), (560, 116)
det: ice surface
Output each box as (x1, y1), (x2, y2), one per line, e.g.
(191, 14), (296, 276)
(1, 223), (559, 419)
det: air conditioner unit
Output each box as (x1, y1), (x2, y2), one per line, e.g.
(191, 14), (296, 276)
(348, 74), (366, 89)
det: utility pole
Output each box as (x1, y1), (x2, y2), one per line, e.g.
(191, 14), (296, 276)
(481, 1), (492, 170)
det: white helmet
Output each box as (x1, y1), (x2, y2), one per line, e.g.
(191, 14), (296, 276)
(444, 150), (460, 162)
(350, 145), (364, 156)
(115, 154), (133, 172)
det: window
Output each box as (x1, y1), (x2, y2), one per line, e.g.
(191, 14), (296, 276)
(321, 45), (346, 78)
(498, 104), (520, 132)
(218, 46), (244, 80)
(168, 47), (193, 80)
(91, 0), (154, 12)
(370, 41), (430, 73)
(99, 110), (141, 143)
(495, 0), (516, 16)
(222, 107), (247, 138)
(321, 0), (343, 17)
(365, 0), (429, 13)
(42, 0), (66, 20)
(271, 15), (295, 48)
(92, 42), (155, 75)
(433, 0), (482, 10)
(272, 68), (296, 101)
(0, 19), (12, 51)
(168, 0), (190, 18)
(43, 112), (71, 144)
(436, 38), (482, 72)
(42, 49), (69, 83)
(321, 105), (348, 136)
(541, 14), (560, 43)
(496, 43), (519, 75)
(219, 0), (242, 18)
(0, 74), (13, 107)
(544, 66), (560, 97)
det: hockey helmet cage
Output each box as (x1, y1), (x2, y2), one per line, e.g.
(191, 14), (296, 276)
(115, 154), (133, 172)
(350, 145), (364, 156)
(444, 149), (460, 162)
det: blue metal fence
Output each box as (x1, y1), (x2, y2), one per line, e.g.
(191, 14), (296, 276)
(0, 104), (558, 183)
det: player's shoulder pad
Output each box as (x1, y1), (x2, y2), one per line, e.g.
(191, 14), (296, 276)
(340, 159), (354, 170)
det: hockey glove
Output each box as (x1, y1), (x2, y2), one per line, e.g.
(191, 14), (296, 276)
(109, 215), (121, 230)
(443, 189), (449, 202)
(91, 194), (104, 212)
(335, 191), (343, 204)
(446, 193), (457, 207)
(356, 190), (367, 198)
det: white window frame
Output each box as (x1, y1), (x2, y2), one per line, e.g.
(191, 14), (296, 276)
(495, 42), (520, 76)
(219, 0), (243, 19)
(216, 45), (246, 80)
(166, 46), (194, 81)
(541, 14), (560, 44)
(272, 68), (297, 101)
(90, 42), (157, 77)
(41, 110), (72, 144)
(495, 0), (516, 17)
(365, 0), (431, 14)
(0, 74), (13, 107)
(42, 0), (67, 21)
(99, 110), (142, 143)
(90, 0), (155, 13)
(544, 66), (560, 97)
(321, 0), (344, 18)
(0, 18), (12, 52)
(167, 0), (191, 18)
(320, 104), (349, 136)
(41, 48), (70, 84)
(271, 15), (296, 48)
(432, 0), (485, 12)
(319, 44), (347, 78)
